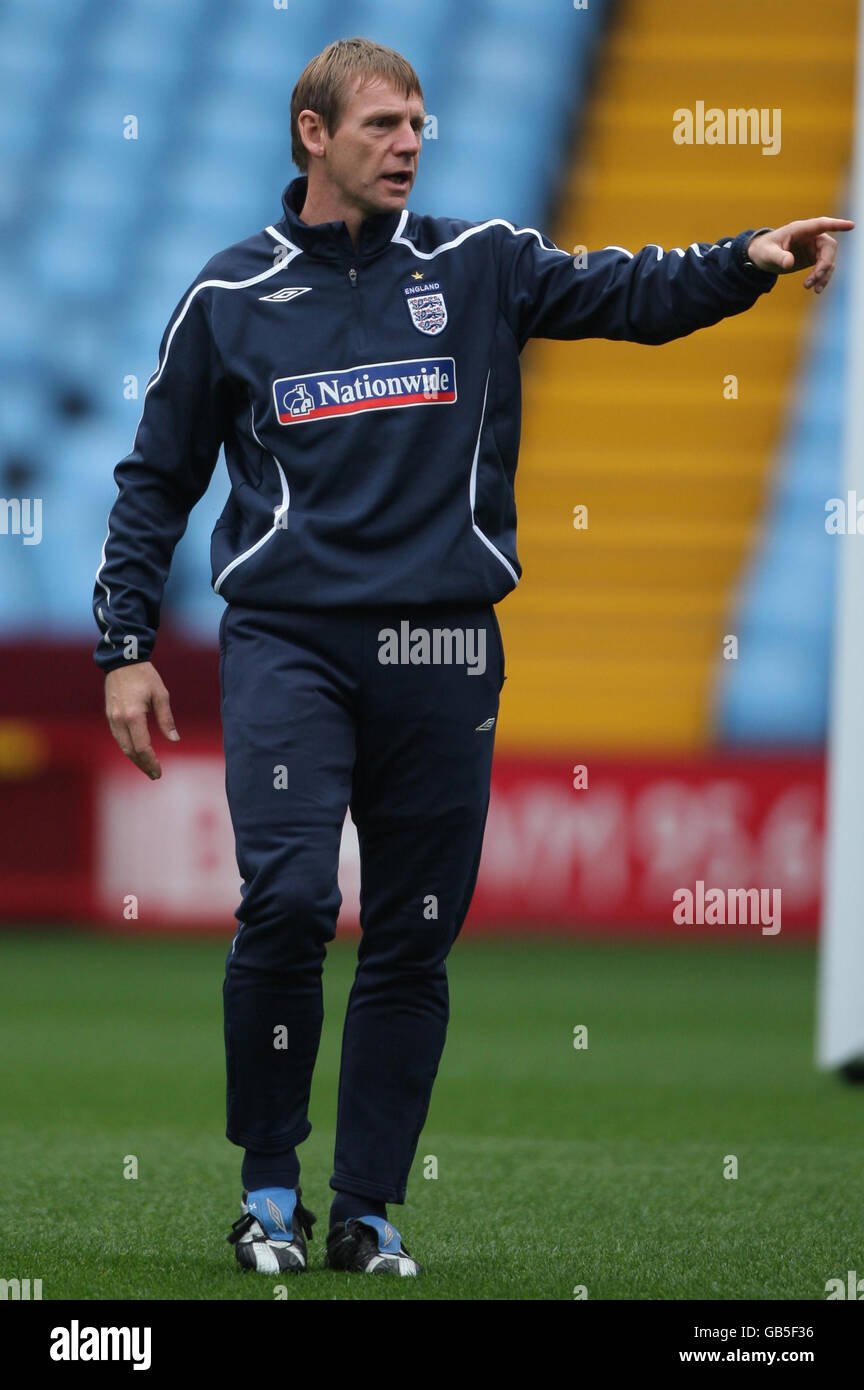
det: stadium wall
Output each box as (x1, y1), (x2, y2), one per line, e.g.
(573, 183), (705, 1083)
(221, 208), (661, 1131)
(0, 640), (823, 938)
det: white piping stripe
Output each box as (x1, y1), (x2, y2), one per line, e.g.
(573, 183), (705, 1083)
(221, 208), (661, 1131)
(603, 239), (732, 262)
(393, 217), (736, 273)
(469, 370), (519, 587)
(265, 224), (301, 251)
(212, 403), (290, 594)
(95, 526), (114, 646)
(143, 238), (303, 403)
(392, 216), (572, 262)
(94, 231), (303, 629)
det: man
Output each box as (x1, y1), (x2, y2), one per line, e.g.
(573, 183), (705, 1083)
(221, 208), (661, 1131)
(93, 36), (851, 1279)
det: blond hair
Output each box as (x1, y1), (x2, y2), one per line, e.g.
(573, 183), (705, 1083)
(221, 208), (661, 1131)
(291, 37), (423, 173)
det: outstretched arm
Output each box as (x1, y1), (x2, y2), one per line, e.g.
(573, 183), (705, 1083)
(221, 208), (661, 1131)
(745, 217), (854, 293)
(498, 215), (853, 348)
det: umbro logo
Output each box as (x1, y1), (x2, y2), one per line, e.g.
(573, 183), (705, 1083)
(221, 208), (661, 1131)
(259, 286), (312, 302)
(475, 718), (496, 731)
(265, 1196), (288, 1232)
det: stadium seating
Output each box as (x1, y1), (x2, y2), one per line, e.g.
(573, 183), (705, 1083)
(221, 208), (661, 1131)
(0, 0), (855, 752)
(717, 228), (849, 745)
(0, 0), (604, 640)
(499, 0), (855, 751)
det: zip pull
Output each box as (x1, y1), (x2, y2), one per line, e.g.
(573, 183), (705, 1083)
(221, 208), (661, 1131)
(348, 266), (358, 287)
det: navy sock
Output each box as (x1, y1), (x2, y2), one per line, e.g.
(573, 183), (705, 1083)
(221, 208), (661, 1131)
(330, 1190), (387, 1228)
(241, 1148), (300, 1194)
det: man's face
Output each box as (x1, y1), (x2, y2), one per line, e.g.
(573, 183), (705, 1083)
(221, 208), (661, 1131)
(308, 75), (425, 216)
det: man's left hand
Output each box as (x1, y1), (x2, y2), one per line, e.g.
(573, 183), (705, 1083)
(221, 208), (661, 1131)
(747, 217), (854, 293)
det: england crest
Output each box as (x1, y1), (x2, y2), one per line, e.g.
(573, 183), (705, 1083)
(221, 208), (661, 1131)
(404, 282), (448, 336)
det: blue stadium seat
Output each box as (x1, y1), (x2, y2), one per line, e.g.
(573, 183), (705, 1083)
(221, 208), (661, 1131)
(717, 212), (851, 746)
(0, 0), (612, 637)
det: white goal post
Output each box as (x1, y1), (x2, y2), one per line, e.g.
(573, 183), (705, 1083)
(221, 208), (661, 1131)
(817, 0), (864, 1069)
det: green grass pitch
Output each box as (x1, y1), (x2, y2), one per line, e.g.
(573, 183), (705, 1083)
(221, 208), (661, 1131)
(0, 929), (860, 1301)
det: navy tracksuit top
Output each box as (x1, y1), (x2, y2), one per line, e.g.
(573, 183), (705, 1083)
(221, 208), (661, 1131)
(92, 174), (778, 673)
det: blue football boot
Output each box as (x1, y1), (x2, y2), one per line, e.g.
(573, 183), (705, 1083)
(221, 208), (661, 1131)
(324, 1215), (422, 1276)
(227, 1186), (316, 1273)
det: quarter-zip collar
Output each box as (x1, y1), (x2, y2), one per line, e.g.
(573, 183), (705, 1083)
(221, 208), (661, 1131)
(276, 175), (405, 265)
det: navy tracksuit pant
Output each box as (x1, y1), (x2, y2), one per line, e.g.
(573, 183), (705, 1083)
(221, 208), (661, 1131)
(219, 601), (504, 1204)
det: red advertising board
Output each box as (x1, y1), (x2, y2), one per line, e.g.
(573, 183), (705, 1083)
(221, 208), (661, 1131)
(0, 721), (824, 936)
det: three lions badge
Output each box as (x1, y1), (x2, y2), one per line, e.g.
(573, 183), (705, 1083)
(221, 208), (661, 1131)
(404, 279), (448, 336)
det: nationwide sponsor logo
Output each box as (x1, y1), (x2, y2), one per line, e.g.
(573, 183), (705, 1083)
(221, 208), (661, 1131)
(403, 280), (448, 335)
(272, 357), (456, 425)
